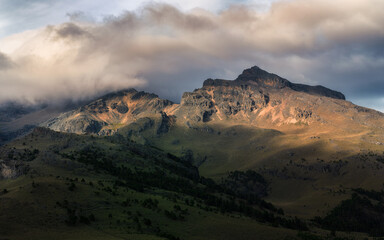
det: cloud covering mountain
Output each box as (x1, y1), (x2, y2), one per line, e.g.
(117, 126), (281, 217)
(0, 0), (383, 111)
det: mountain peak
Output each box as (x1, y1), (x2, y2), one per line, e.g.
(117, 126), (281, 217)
(203, 66), (345, 100)
(235, 66), (291, 89)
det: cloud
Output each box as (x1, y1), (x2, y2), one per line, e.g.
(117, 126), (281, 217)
(0, 52), (13, 70)
(66, 11), (96, 23)
(0, 0), (383, 111)
(54, 22), (92, 39)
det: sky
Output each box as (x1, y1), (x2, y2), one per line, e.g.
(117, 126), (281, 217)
(0, 0), (383, 112)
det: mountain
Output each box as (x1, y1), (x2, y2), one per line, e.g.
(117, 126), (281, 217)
(44, 66), (383, 134)
(40, 66), (384, 215)
(3, 66), (384, 239)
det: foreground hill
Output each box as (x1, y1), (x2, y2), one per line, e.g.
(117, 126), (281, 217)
(0, 127), (311, 240)
(3, 127), (384, 239)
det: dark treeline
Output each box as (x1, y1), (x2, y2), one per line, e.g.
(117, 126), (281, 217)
(314, 189), (384, 237)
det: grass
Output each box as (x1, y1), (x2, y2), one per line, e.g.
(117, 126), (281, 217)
(0, 128), (304, 240)
(1, 125), (384, 239)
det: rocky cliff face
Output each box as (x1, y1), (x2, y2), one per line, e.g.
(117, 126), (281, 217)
(42, 66), (383, 135)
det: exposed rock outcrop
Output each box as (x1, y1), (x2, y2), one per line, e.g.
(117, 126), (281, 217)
(0, 160), (28, 179)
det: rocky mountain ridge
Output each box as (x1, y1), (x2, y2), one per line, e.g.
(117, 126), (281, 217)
(205, 66), (345, 100)
(42, 66), (383, 136)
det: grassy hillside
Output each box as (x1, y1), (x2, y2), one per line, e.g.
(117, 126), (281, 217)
(0, 127), (312, 240)
(2, 127), (384, 239)
(117, 120), (384, 221)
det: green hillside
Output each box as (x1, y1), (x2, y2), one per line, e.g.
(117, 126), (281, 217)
(0, 127), (309, 240)
(1, 127), (384, 239)
(118, 120), (384, 223)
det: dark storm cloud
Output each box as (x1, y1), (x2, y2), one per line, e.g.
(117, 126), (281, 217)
(0, 0), (383, 111)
